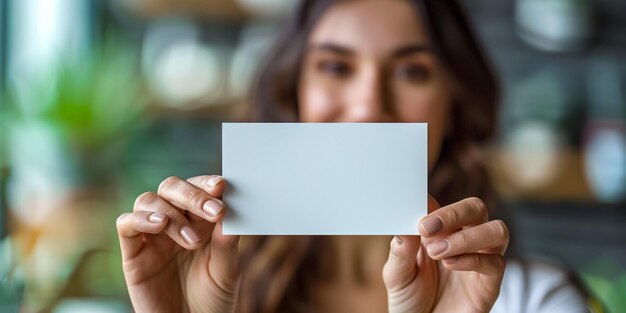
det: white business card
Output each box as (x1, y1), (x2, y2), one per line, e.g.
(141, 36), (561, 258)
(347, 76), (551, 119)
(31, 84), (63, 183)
(222, 123), (427, 235)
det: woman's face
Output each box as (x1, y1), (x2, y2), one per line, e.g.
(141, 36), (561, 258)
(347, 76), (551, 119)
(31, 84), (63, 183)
(298, 0), (453, 168)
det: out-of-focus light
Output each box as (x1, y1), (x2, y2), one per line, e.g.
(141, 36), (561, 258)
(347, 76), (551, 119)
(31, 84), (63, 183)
(53, 299), (128, 313)
(515, 0), (594, 52)
(585, 129), (626, 202)
(6, 121), (72, 227)
(583, 53), (626, 203)
(499, 67), (576, 191)
(237, 0), (295, 19)
(152, 40), (222, 106)
(229, 24), (276, 99)
(502, 121), (564, 188)
(8, 0), (90, 113)
(142, 20), (228, 108)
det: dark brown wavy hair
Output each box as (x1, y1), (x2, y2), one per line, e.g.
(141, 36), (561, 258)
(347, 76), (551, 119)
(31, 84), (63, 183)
(236, 0), (500, 312)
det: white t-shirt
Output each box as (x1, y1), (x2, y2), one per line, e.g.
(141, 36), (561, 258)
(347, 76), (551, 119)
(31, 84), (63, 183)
(492, 259), (590, 313)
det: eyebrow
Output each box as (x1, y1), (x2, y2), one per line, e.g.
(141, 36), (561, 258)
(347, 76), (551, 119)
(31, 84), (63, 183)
(392, 44), (432, 57)
(310, 42), (433, 58)
(311, 43), (354, 56)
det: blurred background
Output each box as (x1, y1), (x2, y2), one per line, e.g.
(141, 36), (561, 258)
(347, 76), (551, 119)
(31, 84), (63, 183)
(0, 0), (625, 312)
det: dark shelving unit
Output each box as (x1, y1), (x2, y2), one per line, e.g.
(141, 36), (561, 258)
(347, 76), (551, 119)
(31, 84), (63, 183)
(505, 201), (626, 270)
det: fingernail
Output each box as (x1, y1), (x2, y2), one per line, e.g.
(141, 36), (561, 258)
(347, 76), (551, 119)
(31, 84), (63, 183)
(207, 176), (223, 187)
(421, 217), (443, 235)
(203, 200), (224, 218)
(445, 256), (459, 263)
(394, 236), (403, 245)
(181, 226), (201, 245)
(149, 212), (166, 223)
(427, 240), (449, 256)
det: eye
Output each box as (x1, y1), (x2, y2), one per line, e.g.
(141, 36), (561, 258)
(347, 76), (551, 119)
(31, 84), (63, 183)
(317, 60), (352, 77)
(395, 63), (430, 83)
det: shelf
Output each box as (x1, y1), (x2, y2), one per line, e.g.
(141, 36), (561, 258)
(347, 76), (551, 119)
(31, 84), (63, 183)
(502, 200), (626, 271)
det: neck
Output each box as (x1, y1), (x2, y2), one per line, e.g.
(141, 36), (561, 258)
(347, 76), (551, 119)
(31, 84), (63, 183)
(326, 235), (391, 286)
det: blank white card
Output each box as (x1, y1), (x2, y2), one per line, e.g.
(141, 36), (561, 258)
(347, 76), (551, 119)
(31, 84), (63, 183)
(222, 123), (427, 235)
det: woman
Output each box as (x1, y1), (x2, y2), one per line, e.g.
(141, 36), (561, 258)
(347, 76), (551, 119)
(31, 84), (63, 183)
(116, 0), (590, 312)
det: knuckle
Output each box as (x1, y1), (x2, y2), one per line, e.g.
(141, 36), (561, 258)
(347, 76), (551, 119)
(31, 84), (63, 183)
(158, 176), (181, 193)
(183, 189), (208, 208)
(163, 206), (182, 219)
(443, 206), (461, 226)
(134, 192), (158, 210)
(453, 231), (471, 253)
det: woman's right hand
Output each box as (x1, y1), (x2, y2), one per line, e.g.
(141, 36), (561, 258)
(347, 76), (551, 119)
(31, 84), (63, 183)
(116, 175), (240, 313)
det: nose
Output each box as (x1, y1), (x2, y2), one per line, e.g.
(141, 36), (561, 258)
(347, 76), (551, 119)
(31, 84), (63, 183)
(343, 68), (393, 122)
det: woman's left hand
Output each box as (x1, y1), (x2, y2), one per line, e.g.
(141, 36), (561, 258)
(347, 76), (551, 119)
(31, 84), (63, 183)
(383, 196), (509, 313)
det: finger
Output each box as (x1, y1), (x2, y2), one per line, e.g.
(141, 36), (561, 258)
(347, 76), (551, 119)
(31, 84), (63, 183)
(157, 176), (225, 222)
(185, 175), (227, 228)
(117, 211), (169, 237)
(133, 191), (205, 250)
(442, 253), (506, 278)
(116, 211), (169, 259)
(382, 235), (420, 292)
(419, 197), (488, 237)
(425, 219), (509, 260)
(187, 175), (226, 198)
(207, 222), (241, 293)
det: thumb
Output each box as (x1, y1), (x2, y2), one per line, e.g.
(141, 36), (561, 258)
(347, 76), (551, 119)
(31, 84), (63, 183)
(383, 195), (439, 291)
(207, 222), (241, 293)
(427, 194), (441, 214)
(383, 235), (421, 292)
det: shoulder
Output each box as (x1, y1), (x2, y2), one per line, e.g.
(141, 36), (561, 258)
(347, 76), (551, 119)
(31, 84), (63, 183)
(490, 258), (590, 313)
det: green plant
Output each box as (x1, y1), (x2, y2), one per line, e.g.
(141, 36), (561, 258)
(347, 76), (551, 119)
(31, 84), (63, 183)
(0, 37), (148, 183)
(582, 259), (626, 313)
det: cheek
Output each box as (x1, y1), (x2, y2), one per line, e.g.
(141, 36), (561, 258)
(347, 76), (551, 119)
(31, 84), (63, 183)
(394, 87), (450, 169)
